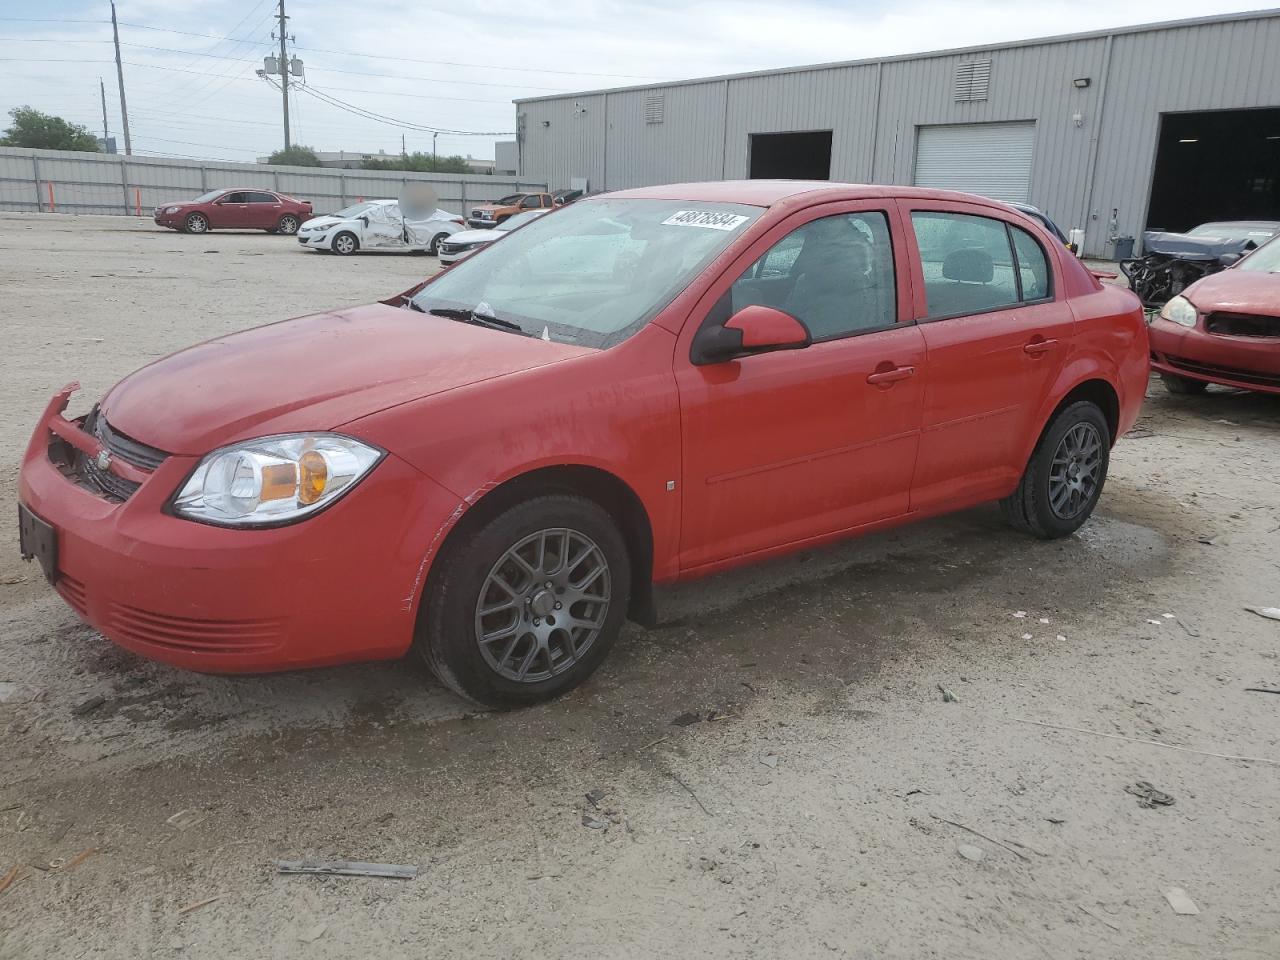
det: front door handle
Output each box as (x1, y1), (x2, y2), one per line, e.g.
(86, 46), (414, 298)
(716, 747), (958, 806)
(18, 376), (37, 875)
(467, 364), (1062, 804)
(1024, 338), (1058, 356)
(866, 365), (916, 386)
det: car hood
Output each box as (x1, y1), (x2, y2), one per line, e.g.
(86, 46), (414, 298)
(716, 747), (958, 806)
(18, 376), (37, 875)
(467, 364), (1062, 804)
(1186, 268), (1280, 315)
(100, 303), (592, 455)
(299, 215), (352, 230)
(1142, 230), (1260, 260)
(447, 228), (502, 245)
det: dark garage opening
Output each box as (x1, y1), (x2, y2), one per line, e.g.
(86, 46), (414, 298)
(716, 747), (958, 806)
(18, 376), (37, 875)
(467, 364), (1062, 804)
(749, 131), (833, 180)
(1146, 108), (1280, 232)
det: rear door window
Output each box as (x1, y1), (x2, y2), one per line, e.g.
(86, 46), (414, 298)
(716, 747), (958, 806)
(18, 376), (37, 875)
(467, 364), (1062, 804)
(910, 212), (1019, 318)
(1010, 225), (1051, 301)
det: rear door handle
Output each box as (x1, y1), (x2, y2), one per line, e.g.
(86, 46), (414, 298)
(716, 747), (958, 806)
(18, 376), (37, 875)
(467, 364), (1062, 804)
(866, 365), (916, 385)
(1024, 338), (1058, 356)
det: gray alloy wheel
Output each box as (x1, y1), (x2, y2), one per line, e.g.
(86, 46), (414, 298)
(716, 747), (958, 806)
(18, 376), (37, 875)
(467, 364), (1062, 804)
(332, 231), (358, 256)
(429, 231), (449, 256)
(185, 212), (209, 233)
(276, 214), (300, 235)
(473, 527), (611, 683)
(1047, 421), (1104, 520)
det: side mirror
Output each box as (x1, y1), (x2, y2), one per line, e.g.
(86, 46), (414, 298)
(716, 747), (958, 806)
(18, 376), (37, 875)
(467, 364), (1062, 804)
(691, 305), (811, 365)
(1218, 252), (1242, 267)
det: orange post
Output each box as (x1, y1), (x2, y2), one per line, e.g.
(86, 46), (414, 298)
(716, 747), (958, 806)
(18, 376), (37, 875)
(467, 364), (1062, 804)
(135, 188), (141, 217)
(46, 181), (55, 213)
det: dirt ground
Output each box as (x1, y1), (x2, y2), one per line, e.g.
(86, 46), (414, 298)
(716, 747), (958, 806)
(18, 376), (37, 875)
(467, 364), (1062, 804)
(1, 212), (1278, 959)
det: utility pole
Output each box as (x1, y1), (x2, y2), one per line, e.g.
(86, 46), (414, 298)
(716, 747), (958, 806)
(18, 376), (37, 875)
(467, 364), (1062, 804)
(401, 133), (406, 159)
(99, 77), (109, 141)
(433, 132), (438, 161)
(110, 1), (132, 155)
(276, 0), (290, 150)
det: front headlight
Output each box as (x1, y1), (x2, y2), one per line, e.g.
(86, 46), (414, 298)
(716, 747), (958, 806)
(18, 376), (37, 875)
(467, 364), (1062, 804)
(1160, 295), (1198, 328)
(165, 206), (181, 214)
(172, 434), (383, 527)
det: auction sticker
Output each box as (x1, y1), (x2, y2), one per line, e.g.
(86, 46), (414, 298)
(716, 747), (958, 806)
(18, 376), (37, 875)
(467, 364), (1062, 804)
(662, 210), (750, 231)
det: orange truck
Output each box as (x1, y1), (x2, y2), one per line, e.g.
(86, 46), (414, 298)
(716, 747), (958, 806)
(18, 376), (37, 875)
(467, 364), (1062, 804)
(467, 191), (555, 228)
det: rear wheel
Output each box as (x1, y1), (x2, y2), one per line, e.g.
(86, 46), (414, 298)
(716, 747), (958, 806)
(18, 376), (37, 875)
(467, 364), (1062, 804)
(331, 231), (358, 256)
(184, 212), (209, 234)
(1001, 400), (1110, 539)
(415, 495), (631, 709)
(276, 214), (300, 236)
(1160, 372), (1208, 395)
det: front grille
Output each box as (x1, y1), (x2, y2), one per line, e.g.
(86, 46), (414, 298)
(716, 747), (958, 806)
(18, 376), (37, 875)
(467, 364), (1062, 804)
(1204, 312), (1280, 338)
(1166, 354), (1280, 389)
(107, 603), (284, 655)
(71, 408), (170, 502)
(471, 209), (489, 219)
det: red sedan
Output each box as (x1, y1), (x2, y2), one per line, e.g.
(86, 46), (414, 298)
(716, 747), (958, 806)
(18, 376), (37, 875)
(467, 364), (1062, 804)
(153, 188), (312, 235)
(1149, 235), (1280, 395)
(19, 182), (1147, 707)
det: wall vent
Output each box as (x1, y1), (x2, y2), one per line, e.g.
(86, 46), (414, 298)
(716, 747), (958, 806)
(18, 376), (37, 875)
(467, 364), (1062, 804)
(954, 59), (992, 102)
(643, 93), (665, 124)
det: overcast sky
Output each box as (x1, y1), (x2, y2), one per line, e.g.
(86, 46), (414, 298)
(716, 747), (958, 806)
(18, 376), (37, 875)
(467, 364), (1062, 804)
(0, 0), (1264, 164)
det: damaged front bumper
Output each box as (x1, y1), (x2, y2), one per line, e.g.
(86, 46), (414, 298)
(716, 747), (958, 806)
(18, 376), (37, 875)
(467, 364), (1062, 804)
(17, 385), (464, 672)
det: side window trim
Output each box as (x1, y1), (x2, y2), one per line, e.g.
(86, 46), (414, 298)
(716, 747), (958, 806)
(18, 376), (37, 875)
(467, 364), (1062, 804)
(1007, 223), (1055, 304)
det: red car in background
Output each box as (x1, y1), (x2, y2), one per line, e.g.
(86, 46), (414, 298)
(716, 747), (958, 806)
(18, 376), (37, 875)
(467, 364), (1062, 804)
(21, 181), (1147, 708)
(1149, 234), (1280, 395)
(153, 188), (312, 235)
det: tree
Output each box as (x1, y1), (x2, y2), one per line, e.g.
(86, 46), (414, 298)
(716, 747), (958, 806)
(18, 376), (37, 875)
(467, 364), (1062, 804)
(1, 106), (100, 151)
(267, 144), (321, 166)
(362, 152), (471, 174)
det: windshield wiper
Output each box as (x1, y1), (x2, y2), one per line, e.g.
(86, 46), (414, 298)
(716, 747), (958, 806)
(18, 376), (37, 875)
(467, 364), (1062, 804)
(427, 306), (524, 334)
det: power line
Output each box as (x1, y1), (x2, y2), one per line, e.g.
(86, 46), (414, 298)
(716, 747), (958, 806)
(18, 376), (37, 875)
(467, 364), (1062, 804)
(282, 79), (514, 136)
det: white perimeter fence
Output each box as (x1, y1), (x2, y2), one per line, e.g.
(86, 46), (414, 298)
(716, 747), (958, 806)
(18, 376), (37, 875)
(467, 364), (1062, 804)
(0, 146), (545, 218)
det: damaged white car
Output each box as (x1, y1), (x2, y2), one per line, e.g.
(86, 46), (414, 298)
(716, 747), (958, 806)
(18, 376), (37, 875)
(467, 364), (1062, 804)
(296, 200), (465, 256)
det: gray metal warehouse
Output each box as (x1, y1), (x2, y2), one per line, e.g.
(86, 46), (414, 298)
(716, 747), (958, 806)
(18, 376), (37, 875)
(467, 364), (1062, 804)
(514, 10), (1280, 258)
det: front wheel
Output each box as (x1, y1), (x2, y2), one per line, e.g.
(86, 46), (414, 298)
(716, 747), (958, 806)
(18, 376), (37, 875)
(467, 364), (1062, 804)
(1001, 400), (1110, 539)
(428, 231), (449, 256)
(184, 212), (209, 234)
(1160, 372), (1208, 395)
(331, 231), (358, 256)
(415, 495), (631, 708)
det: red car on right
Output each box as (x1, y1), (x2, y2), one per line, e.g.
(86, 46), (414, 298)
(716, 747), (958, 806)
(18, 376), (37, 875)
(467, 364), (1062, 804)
(1149, 234), (1280, 395)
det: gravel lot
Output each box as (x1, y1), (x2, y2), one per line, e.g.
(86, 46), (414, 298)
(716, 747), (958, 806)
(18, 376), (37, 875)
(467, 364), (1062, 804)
(1, 212), (1278, 959)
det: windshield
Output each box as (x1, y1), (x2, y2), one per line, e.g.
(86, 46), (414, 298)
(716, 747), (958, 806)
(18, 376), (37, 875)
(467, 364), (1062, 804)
(1187, 222), (1280, 243)
(495, 210), (543, 232)
(1238, 235), (1280, 273)
(191, 190), (224, 203)
(332, 202), (376, 218)
(496, 194), (524, 205)
(410, 198), (761, 349)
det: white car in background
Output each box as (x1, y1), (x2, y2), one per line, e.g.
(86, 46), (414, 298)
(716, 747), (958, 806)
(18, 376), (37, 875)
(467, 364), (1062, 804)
(296, 199), (465, 256)
(437, 209), (549, 265)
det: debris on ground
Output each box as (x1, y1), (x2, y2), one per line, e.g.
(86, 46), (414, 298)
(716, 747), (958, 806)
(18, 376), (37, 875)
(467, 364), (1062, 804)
(166, 809), (205, 831)
(1045, 817), (1066, 825)
(759, 755), (779, 769)
(671, 712), (701, 727)
(1125, 781), (1175, 808)
(297, 922), (327, 943)
(1197, 535), (1216, 545)
(937, 684), (958, 703)
(1077, 903), (1121, 931)
(956, 843), (985, 862)
(929, 814), (1031, 862)
(1164, 887), (1200, 915)
(1244, 606), (1280, 622)
(1012, 611), (1027, 618)
(0, 866), (20, 894)
(1, 575), (28, 585)
(1244, 688), (1280, 695)
(1146, 619), (1163, 625)
(581, 814), (609, 830)
(62, 848), (96, 871)
(584, 788), (606, 810)
(1021, 633), (1033, 640)
(71, 695), (106, 717)
(177, 894), (224, 916)
(275, 860), (417, 879)
(0, 682), (22, 703)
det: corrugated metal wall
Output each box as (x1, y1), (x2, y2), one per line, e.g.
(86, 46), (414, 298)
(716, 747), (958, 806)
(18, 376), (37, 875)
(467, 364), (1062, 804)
(515, 11), (1280, 256)
(0, 147), (546, 218)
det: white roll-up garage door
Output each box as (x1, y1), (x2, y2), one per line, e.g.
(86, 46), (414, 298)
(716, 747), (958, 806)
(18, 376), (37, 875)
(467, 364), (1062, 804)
(913, 121), (1036, 203)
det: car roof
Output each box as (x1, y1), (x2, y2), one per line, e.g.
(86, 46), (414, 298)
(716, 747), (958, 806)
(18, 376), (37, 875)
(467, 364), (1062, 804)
(1194, 220), (1280, 231)
(600, 179), (1017, 210)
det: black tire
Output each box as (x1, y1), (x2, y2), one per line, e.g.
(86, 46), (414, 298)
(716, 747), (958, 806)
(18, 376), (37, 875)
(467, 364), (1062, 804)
(276, 214), (300, 236)
(331, 231), (359, 256)
(428, 231), (449, 256)
(1001, 400), (1111, 539)
(1160, 372), (1208, 395)
(414, 494), (631, 709)
(184, 212), (209, 234)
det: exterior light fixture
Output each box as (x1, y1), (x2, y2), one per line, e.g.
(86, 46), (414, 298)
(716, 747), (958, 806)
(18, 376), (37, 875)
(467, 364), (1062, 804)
(1073, 77), (1091, 88)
